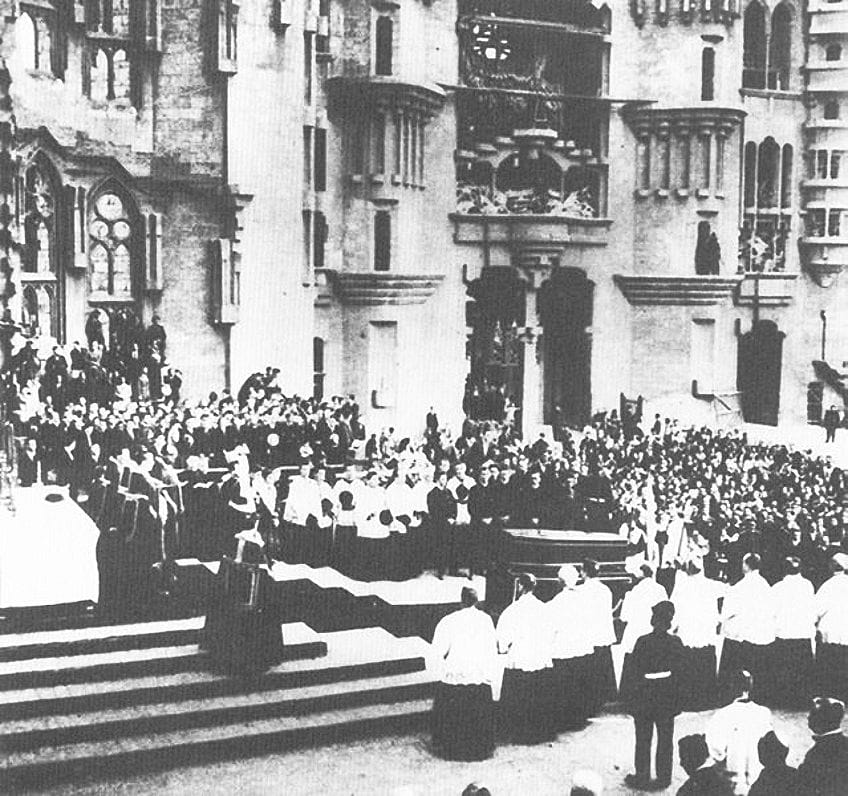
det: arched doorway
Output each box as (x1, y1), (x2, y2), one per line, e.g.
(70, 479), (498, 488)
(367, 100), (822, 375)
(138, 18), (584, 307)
(737, 320), (784, 426)
(464, 267), (525, 421)
(539, 268), (594, 427)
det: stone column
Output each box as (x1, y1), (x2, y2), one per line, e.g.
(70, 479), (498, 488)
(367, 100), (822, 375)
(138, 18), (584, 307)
(515, 248), (557, 435)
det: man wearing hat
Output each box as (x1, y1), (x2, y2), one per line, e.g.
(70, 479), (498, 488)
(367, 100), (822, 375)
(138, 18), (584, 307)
(548, 564), (595, 730)
(497, 573), (554, 744)
(796, 697), (848, 795)
(815, 553), (848, 702)
(621, 600), (684, 791)
(769, 555), (816, 707)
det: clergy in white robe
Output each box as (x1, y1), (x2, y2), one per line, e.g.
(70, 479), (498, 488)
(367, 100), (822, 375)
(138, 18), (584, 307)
(671, 560), (723, 711)
(430, 587), (498, 760)
(496, 573), (555, 744)
(719, 553), (775, 702)
(548, 565), (595, 729)
(577, 558), (618, 711)
(814, 553), (848, 702)
(706, 671), (773, 795)
(621, 565), (668, 655)
(282, 463), (321, 564)
(769, 557), (815, 707)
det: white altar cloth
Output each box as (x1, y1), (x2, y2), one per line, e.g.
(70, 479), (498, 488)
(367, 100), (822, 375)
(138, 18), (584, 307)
(0, 486), (100, 608)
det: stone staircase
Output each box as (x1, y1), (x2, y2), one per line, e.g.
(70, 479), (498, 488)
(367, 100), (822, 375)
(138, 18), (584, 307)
(0, 617), (435, 790)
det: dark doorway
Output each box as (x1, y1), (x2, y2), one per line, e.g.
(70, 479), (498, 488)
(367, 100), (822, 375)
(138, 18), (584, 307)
(539, 268), (594, 428)
(464, 267), (525, 421)
(737, 320), (784, 426)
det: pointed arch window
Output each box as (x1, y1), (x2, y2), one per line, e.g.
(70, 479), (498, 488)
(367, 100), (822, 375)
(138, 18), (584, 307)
(88, 188), (139, 300)
(23, 161), (57, 275)
(742, 3), (766, 89)
(769, 3), (793, 90)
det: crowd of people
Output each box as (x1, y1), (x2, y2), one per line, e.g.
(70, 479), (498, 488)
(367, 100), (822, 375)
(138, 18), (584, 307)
(7, 341), (848, 792)
(432, 564), (848, 795)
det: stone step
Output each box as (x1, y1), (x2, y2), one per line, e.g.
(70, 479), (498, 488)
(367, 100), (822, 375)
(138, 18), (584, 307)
(0, 616), (206, 662)
(0, 622), (327, 692)
(0, 669), (435, 752)
(0, 627), (430, 721)
(0, 698), (433, 790)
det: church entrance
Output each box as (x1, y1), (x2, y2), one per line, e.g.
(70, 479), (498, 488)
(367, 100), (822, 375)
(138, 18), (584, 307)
(737, 319), (783, 426)
(539, 268), (594, 428)
(464, 267), (525, 422)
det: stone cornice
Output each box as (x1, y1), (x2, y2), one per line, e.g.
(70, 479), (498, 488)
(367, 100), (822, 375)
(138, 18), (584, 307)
(614, 274), (743, 306)
(620, 105), (746, 137)
(326, 271), (444, 306)
(326, 76), (446, 116)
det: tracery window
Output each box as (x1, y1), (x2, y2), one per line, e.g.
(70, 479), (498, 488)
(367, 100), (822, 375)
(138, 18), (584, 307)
(88, 46), (131, 103)
(23, 163), (56, 275)
(742, 1), (795, 91)
(740, 138), (793, 271)
(88, 189), (137, 300)
(15, 8), (61, 77)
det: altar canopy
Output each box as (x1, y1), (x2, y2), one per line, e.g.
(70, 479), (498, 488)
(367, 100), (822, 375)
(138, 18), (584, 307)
(0, 487), (99, 608)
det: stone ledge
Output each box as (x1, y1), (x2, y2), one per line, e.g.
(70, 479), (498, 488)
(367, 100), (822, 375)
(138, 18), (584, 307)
(450, 213), (611, 246)
(613, 274), (743, 306)
(326, 272), (444, 306)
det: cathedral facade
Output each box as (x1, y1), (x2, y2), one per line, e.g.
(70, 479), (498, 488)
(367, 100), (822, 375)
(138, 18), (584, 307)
(4, 0), (848, 433)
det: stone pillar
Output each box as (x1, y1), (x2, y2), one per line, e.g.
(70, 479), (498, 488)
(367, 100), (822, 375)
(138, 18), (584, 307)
(515, 247), (557, 435)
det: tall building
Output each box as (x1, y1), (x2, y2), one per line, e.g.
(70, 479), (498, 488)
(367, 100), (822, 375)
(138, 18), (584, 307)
(4, 0), (848, 433)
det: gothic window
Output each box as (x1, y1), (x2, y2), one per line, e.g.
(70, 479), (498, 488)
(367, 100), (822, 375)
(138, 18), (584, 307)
(375, 16), (393, 76)
(769, 3), (793, 90)
(742, 3), (766, 89)
(15, 9), (60, 77)
(23, 161), (57, 275)
(88, 47), (131, 104)
(740, 139), (793, 271)
(86, 0), (130, 37)
(826, 43), (842, 62)
(15, 13), (36, 71)
(780, 144), (793, 208)
(88, 188), (138, 300)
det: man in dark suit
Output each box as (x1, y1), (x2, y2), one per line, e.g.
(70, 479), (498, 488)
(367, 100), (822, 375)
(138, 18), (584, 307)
(677, 733), (734, 795)
(796, 697), (848, 795)
(17, 438), (39, 487)
(427, 471), (457, 579)
(622, 600), (685, 791)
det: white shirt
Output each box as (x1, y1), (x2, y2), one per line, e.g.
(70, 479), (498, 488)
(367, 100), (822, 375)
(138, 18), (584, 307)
(577, 578), (616, 648)
(772, 573), (816, 641)
(671, 572), (722, 650)
(497, 593), (553, 672)
(430, 606), (498, 686)
(706, 698), (772, 795)
(720, 571), (776, 645)
(283, 475), (321, 525)
(816, 572), (848, 645)
(621, 577), (668, 654)
(385, 479), (415, 521)
(548, 587), (595, 659)
(356, 484), (388, 538)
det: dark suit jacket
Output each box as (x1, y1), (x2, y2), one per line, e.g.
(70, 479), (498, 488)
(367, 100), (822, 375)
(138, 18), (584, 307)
(748, 764), (799, 796)
(677, 764), (735, 795)
(622, 629), (685, 718)
(797, 733), (848, 796)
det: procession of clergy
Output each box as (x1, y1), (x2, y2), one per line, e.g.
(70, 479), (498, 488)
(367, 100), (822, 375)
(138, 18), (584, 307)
(430, 551), (848, 794)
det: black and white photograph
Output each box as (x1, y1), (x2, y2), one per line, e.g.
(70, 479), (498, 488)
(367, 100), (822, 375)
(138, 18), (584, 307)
(2, 0), (848, 792)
